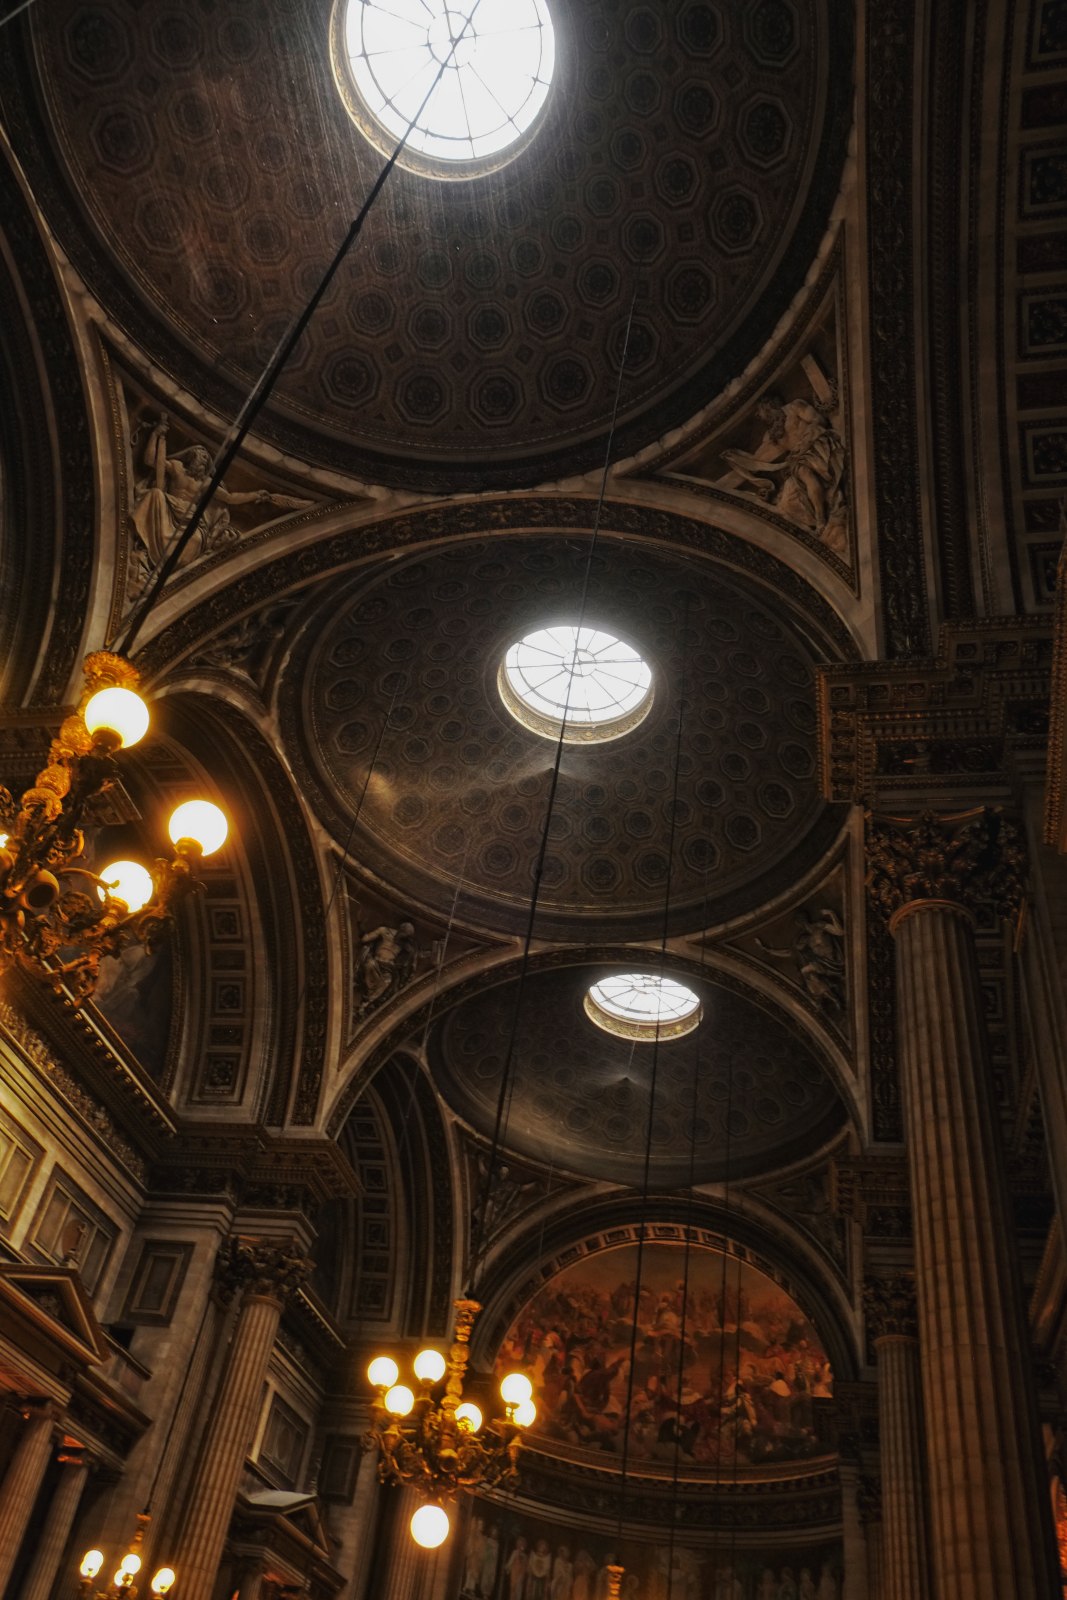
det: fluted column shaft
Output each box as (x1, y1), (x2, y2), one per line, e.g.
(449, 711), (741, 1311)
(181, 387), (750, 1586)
(0, 1404), (56, 1598)
(864, 1518), (883, 1600)
(839, 1463), (868, 1600)
(378, 1490), (429, 1600)
(176, 1291), (283, 1600)
(874, 1335), (929, 1600)
(893, 898), (1057, 1597)
(19, 1453), (90, 1600)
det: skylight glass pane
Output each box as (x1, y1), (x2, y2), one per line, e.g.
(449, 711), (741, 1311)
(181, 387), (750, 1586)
(585, 975), (703, 1041)
(499, 625), (654, 744)
(342, 0), (555, 169)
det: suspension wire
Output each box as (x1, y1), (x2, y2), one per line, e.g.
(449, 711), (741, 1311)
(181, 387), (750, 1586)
(114, 2), (485, 659)
(709, 920), (741, 1583)
(0, 0), (35, 27)
(467, 283), (640, 1285)
(614, 597), (690, 1553)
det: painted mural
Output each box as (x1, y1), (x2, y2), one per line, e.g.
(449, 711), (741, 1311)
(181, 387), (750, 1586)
(92, 941), (174, 1080)
(494, 1244), (833, 1472)
(455, 1499), (843, 1600)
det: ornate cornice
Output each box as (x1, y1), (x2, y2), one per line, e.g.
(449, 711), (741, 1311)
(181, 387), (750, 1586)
(215, 1235), (313, 1308)
(817, 619), (1052, 804)
(863, 1272), (919, 1345)
(865, 807), (1026, 928)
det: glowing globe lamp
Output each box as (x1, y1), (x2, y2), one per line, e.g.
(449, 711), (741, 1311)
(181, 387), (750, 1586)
(368, 1355), (400, 1390)
(413, 1348), (446, 1385)
(84, 686), (150, 750)
(99, 860), (154, 914)
(513, 1398), (537, 1428)
(384, 1383), (415, 1417)
(410, 1503), (450, 1549)
(168, 800), (228, 857)
(500, 1372), (533, 1407)
(80, 1552), (105, 1581)
(150, 1569), (176, 1596)
(455, 1401), (483, 1432)
(120, 1555), (142, 1578)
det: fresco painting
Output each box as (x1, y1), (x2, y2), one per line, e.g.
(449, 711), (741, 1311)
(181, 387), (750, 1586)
(92, 940), (174, 1080)
(455, 1500), (843, 1600)
(494, 1244), (833, 1471)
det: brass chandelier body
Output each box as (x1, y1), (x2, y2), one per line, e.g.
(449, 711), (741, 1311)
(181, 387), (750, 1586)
(0, 651), (224, 1002)
(364, 1299), (534, 1545)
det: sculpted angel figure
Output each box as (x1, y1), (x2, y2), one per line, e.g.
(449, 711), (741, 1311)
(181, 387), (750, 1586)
(354, 920), (417, 1016)
(722, 390), (848, 553)
(758, 906), (846, 1016)
(130, 414), (311, 584)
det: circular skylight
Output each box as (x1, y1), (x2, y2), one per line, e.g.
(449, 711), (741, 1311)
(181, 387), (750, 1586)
(337, 0), (555, 176)
(499, 626), (653, 744)
(585, 975), (703, 1042)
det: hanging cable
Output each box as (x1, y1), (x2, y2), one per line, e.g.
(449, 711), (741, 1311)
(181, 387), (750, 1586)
(614, 595), (690, 1556)
(467, 283), (640, 1282)
(114, 3), (486, 659)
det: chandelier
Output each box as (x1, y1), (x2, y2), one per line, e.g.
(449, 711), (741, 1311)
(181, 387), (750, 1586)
(78, 1512), (176, 1600)
(364, 1298), (536, 1547)
(0, 651), (228, 1002)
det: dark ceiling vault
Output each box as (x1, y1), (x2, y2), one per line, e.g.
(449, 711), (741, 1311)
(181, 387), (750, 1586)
(4, 0), (851, 490)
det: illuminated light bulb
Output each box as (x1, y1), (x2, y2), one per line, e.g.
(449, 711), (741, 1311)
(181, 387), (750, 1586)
(384, 1383), (415, 1417)
(150, 1569), (176, 1595)
(368, 1355), (400, 1390)
(114, 1573), (131, 1590)
(84, 686), (150, 750)
(120, 1555), (142, 1578)
(99, 860), (154, 914)
(410, 1503), (450, 1549)
(500, 1372), (533, 1407)
(513, 1398), (537, 1428)
(80, 1551), (105, 1580)
(455, 1401), (483, 1432)
(168, 800), (228, 858)
(413, 1348), (446, 1385)
(0, 832), (8, 849)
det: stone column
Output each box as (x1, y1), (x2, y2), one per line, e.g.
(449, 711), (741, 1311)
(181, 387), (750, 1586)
(377, 1489), (432, 1600)
(19, 1450), (91, 1600)
(862, 1276), (929, 1600)
(839, 1461), (868, 1600)
(0, 1401), (57, 1597)
(867, 809), (1061, 1599)
(174, 1236), (311, 1600)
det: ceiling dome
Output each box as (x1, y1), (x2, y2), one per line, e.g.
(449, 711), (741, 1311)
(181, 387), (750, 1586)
(433, 964), (843, 1183)
(13, 0), (852, 490)
(290, 535), (829, 938)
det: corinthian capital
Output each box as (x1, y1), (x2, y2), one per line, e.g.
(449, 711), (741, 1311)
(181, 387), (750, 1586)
(863, 1272), (919, 1343)
(865, 807), (1025, 926)
(216, 1234), (312, 1307)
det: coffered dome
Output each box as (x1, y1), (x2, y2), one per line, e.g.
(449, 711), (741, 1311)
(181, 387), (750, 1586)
(11, 0), (851, 489)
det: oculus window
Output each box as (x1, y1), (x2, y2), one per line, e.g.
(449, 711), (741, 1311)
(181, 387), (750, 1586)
(336, 0), (555, 177)
(585, 975), (703, 1042)
(499, 626), (653, 744)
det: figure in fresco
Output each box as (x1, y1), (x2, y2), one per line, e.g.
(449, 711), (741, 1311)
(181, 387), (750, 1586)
(777, 1569), (799, 1600)
(129, 414), (308, 590)
(493, 1243), (832, 1472)
(816, 1566), (839, 1600)
(505, 1535), (529, 1600)
(527, 1539), (552, 1599)
(549, 1544), (573, 1600)
(799, 1570), (818, 1600)
(480, 1525), (500, 1599)
(757, 1572), (778, 1600)
(721, 391), (848, 554)
(571, 1550), (597, 1600)
(712, 1566), (743, 1600)
(464, 1517), (485, 1595)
